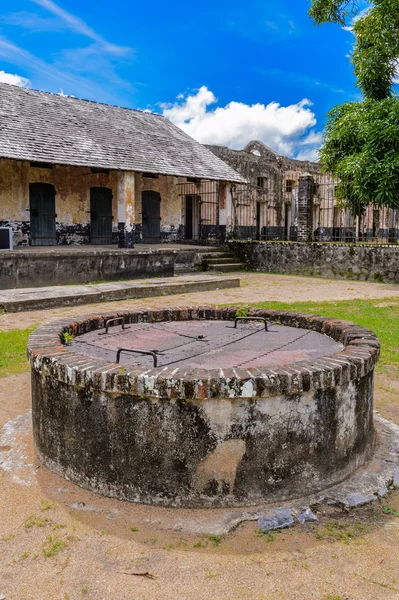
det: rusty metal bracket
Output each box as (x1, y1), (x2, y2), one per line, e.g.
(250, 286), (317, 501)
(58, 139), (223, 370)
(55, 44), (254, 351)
(234, 317), (268, 332)
(116, 348), (158, 368)
(101, 317), (129, 335)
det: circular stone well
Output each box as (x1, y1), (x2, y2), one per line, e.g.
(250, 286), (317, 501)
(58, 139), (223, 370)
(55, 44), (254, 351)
(28, 306), (380, 507)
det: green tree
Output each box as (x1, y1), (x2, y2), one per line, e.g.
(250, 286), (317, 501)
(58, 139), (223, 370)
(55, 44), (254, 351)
(309, 0), (399, 212)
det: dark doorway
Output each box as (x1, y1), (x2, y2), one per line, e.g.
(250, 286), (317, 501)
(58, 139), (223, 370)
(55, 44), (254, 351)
(256, 202), (262, 240)
(90, 187), (113, 245)
(185, 195), (200, 240)
(284, 203), (292, 241)
(372, 209), (380, 239)
(29, 182), (57, 246)
(142, 191), (161, 242)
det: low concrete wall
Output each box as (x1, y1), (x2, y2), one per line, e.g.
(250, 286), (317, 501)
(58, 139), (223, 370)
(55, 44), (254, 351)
(0, 249), (175, 289)
(229, 241), (399, 283)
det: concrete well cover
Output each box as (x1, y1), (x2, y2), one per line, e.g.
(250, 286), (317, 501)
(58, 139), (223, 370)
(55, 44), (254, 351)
(69, 320), (343, 370)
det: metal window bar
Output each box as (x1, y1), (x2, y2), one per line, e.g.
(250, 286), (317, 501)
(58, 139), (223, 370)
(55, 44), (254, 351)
(231, 182), (270, 240)
(314, 172), (399, 244)
(177, 180), (220, 242)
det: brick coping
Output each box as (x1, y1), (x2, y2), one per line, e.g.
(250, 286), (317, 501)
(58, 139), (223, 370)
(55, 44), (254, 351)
(27, 307), (380, 400)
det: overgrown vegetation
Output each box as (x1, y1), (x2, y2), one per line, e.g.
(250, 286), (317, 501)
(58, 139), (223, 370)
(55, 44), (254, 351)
(0, 328), (34, 377)
(309, 0), (399, 213)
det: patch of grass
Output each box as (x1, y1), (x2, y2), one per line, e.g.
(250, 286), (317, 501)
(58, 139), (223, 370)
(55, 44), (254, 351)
(25, 515), (52, 529)
(0, 327), (34, 377)
(256, 530), (276, 542)
(250, 297), (399, 370)
(205, 570), (221, 579)
(382, 504), (399, 517)
(163, 543), (174, 551)
(313, 520), (369, 544)
(207, 534), (224, 547)
(41, 499), (56, 511)
(42, 535), (68, 558)
(130, 526), (139, 532)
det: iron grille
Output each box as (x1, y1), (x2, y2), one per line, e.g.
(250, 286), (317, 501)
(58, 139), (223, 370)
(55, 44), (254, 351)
(178, 180), (220, 242)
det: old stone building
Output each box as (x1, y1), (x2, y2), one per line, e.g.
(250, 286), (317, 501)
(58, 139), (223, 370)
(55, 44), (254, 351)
(208, 140), (399, 243)
(208, 140), (322, 240)
(0, 83), (243, 248)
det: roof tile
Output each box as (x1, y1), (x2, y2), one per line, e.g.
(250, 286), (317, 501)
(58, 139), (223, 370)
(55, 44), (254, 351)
(0, 84), (244, 183)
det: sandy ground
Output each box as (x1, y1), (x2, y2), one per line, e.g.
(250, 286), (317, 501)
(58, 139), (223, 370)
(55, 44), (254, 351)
(2, 273), (399, 600)
(2, 271), (399, 331)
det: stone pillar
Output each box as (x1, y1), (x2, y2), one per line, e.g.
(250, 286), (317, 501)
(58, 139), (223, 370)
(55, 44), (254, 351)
(224, 183), (234, 239)
(218, 182), (227, 242)
(117, 172), (136, 248)
(297, 175), (314, 242)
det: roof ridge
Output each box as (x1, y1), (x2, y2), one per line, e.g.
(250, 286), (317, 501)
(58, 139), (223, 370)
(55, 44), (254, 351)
(0, 81), (165, 119)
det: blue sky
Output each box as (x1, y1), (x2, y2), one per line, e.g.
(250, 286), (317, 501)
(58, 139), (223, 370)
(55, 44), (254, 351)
(0, 0), (365, 160)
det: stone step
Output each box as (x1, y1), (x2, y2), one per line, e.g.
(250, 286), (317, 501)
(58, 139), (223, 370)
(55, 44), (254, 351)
(205, 257), (236, 265)
(210, 263), (247, 272)
(0, 275), (241, 313)
(201, 252), (232, 259)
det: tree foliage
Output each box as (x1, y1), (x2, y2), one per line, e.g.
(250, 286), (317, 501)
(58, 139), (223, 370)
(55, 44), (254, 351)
(321, 99), (399, 214)
(309, 0), (399, 211)
(310, 0), (399, 100)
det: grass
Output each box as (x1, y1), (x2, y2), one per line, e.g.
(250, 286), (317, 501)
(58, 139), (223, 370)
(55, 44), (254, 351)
(0, 327), (35, 377)
(42, 535), (68, 558)
(1, 297), (399, 380)
(250, 297), (399, 371)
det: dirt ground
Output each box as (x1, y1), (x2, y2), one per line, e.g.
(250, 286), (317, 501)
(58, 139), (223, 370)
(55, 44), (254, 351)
(2, 271), (399, 331)
(2, 273), (399, 600)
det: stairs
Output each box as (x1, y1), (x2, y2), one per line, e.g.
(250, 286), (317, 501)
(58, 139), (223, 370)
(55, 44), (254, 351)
(202, 251), (247, 272)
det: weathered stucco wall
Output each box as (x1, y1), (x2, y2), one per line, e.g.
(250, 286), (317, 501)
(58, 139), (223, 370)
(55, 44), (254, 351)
(0, 158), (191, 246)
(135, 173), (183, 241)
(28, 307), (379, 508)
(229, 240), (399, 283)
(0, 158), (121, 245)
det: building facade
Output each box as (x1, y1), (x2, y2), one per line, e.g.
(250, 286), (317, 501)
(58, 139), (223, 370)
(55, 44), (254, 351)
(208, 140), (399, 243)
(0, 84), (243, 248)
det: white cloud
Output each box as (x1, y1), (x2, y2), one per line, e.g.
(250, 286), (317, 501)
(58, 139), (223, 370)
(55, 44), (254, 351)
(30, 0), (131, 56)
(162, 86), (320, 159)
(301, 130), (323, 146)
(295, 147), (320, 162)
(0, 70), (30, 87)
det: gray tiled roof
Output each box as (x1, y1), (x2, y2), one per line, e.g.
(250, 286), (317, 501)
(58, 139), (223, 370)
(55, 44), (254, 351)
(0, 84), (244, 183)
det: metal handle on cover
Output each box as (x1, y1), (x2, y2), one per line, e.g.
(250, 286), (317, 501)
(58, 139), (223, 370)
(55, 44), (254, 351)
(103, 317), (129, 335)
(116, 348), (158, 367)
(234, 317), (268, 331)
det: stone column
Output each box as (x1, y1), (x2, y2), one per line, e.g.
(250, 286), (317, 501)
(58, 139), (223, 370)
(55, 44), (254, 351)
(117, 172), (136, 248)
(218, 182), (227, 242)
(224, 183), (235, 239)
(297, 175), (314, 242)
